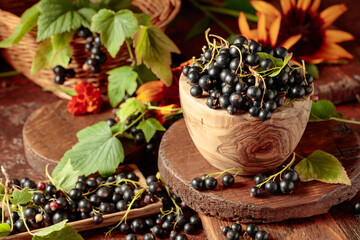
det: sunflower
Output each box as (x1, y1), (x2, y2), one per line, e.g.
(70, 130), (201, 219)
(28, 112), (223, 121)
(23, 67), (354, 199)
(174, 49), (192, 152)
(238, 0), (354, 64)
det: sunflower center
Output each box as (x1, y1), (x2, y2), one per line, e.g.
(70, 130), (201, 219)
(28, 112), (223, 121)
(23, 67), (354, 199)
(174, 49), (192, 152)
(278, 8), (325, 58)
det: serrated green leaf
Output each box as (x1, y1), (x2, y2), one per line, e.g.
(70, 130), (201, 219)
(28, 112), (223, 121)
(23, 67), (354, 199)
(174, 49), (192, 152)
(185, 17), (211, 41)
(133, 25), (180, 86)
(53, 122), (124, 177)
(91, 9), (138, 58)
(32, 220), (83, 240)
(257, 52), (284, 67)
(52, 158), (80, 191)
(0, 223), (11, 238)
(295, 150), (351, 185)
(269, 53), (292, 77)
(135, 13), (151, 26)
(107, 66), (138, 107)
(51, 31), (74, 52)
(77, 8), (97, 28)
(37, 0), (91, 41)
(12, 187), (32, 205)
(117, 98), (146, 122)
(137, 118), (166, 142)
(133, 64), (158, 83)
(224, 0), (256, 14)
(305, 62), (319, 79)
(97, 0), (132, 11)
(309, 100), (336, 121)
(31, 37), (72, 73)
(0, 3), (39, 48)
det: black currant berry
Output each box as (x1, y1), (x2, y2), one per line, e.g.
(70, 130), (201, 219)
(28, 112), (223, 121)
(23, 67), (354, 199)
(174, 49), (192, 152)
(191, 177), (204, 191)
(355, 202), (360, 214)
(264, 100), (277, 112)
(65, 69), (76, 78)
(304, 85), (313, 95)
(258, 109), (271, 121)
(152, 224), (165, 238)
(279, 180), (295, 194)
(246, 223), (259, 238)
(234, 35), (248, 45)
(222, 174), (235, 187)
(33, 193), (46, 205)
(222, 84), (235, 95)
(249, 41), (262, 53)
(208, 66), (221, 79)
(265, 181), (279, 194)
(283, 169), (299, 182)
(69, 188), (82, 201)
(24, 207), (37, 221)
(175, 233), (188, 240)
(224, 72), (239, 85)
(76, 181), (88, 193)
(190, 85), (203, 98)
(247, 86), (262, 99)
(235, 82), (247, 93)
(199, 75), (212, 91)
(144, 232), (155, 240)
(210, 89), (222, 99)
(220, 69), (232, 81)
(203, 48), (213, 61)
(45, 184), (57, 195)
(290, 85), (305, 98)
(229, 93), (243, 108)
(305, 73), (314, 84)
(231, 223), (242, 233)
(219, 94), (231, 109)
(229, 58), (240, 71)
(53, 65), (66, 76)
(78, 199), (92, 213)
(246, 53), (260, 66)
(226, 230), (240, 240)
(54, 75), (65, 85)
(254, 174), (266, 185)
(216, 53), (231, 67)
(184, 223), (195, 234)
(250, 186), (261, 197)
(255, 230), (269, 240)
(204, 177), (218, 190)
(106, 118), (116, 127)
(274, 95), (284, 107)
(260, 59), (272, 70)
(263, 46), (275, 56)
(125, 233), (137, 240)
(93, 214), (103, 224)
(275, 72), (289, 85)
(52, 211), (69, 224)
(275, 47), (288, 58)
(227, 105), (237, 115)
(206, 97), (218, 109)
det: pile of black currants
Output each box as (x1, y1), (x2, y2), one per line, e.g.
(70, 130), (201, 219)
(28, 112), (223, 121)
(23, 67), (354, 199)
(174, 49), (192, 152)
(191, 172), (235, 191)
(250, 169), (299, 197)
(52, 65), (76, 85)
(222, 223), (269, 240)
(182, 34), (314, 121)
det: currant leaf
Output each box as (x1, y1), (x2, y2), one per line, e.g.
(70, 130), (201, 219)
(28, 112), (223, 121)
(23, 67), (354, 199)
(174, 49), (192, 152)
(107, 66), (138, 107)
(0, 3), (39, 47)
(52, 158), (80, 191)
(295, 150), (351, 185)
(0, 223), (11, 238)
(135, 13), (151, 26)
(137, 118), (166, 142)
(309, 100), (336, 122)
(269, 53), (292, 77)
(53, 122), (124, 177)
(133, 25), (180, 86)
(11, 187), (33, 205)
(32, 220), (83, 240)
(91, 9), (138, 58)
(116, 98), (146, 122)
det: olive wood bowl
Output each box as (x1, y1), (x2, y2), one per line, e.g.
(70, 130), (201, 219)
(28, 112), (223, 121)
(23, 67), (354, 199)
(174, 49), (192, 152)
(179, 74), (312, 175)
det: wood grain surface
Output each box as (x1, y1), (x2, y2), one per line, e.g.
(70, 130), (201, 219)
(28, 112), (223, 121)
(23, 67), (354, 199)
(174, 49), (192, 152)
(3, 164), (162, 240)
(179, 74), (312, 175)
(158, 119), (360, 222)
(22, 100), (142, 176)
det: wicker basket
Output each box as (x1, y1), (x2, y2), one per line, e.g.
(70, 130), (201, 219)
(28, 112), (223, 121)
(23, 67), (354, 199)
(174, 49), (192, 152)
(0, 0), (181, 99)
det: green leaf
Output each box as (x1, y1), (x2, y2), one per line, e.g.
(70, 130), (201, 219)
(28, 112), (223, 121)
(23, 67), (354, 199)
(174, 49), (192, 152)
(310, 100), (336, 121)
(51, 31), (74, 52)
(0, 223), (11, 238)
(117, 98), (146, 122)
(12, 187), (32, 205)
(97, 0), (132, 11)
(224, 0), (256, 14)
(185, 17), (211, 41)
(53, 122), (124, 177)
(77, 8), (97, 28)
(133, 64), (158, 83)
(257, 52), (284, 68)
(295, 150), (351, 185)
(135, 13), (151, 26)
(37, 0), (91, 41)
(137, 118), (166, 143)
(0, 183), (4, 201)
(133, 25), (180, 86)
(31, 37), (72, 73)
(91, 9), (138, 58)
(283, 98), (296, 105)
(269, 53), (293, 77)
(42, 87), (77, 96)
(52, 159), (80, 191)
(305, 62), (319, 79)
(32, 220), (83, 240)
(0, 3), (39, 47)
(107, 66), (138, 107)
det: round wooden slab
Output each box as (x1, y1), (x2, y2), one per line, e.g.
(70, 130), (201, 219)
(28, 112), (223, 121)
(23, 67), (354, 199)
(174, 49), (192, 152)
(158, 119), (360, 222)
(23, 100), (141, 176)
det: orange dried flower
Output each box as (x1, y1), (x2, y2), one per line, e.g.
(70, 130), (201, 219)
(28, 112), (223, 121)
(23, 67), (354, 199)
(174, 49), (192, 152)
(238, 0), (354, 64)
(67, 81), (103, 116)
(154, 103), (181, 124)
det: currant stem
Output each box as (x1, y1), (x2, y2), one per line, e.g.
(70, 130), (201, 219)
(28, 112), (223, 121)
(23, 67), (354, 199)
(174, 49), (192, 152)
(125, 38), (135, 63)
(204, 167), (242, 179)
(203, 6), (258, 22)
(114, 111), (147, 137)
(330, 117), (360, 125)
(256, 153), (296, 188)
(147, 105), (182, 112)
(0, 70), (20, 78)
(18, 205), (34, 236)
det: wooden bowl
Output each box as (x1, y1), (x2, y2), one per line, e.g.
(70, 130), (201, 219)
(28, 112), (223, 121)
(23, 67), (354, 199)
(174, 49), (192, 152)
(179, 74), (312, 175)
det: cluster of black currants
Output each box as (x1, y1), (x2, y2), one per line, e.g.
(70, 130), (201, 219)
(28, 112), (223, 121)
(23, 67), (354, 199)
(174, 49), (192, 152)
(222, 223), (269, 240)
(78, 27), (107, 73)
(250, 169), (299, 197)
(52, 65), (76, 85)
(106, 117), (146, 146)
(5, 168), (147, 234)
(183, 35), (314, 121)
(120, 175), (202, 240)
(191, 173), (235, 191)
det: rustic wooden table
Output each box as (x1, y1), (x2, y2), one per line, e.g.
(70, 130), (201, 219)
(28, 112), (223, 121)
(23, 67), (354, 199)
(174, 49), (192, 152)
(1, 1), (360, 239)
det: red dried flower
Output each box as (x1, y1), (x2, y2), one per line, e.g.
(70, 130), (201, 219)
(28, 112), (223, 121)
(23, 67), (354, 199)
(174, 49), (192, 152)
(67, 82), (103, 116)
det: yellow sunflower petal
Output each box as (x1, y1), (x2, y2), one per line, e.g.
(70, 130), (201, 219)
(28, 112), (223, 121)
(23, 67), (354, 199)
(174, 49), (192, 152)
(257, 13), (267, 43)
(269, 16), (281, 47)
(319, 3), (347, 28)
(325, 30), (354, 43)
(280, 34), (302, 49)
(251, 1), (281, 18)
(327, 43), (354, 60)
(300, 0), (311, 11)
(296, 0), (304, 9)
(280, 0), (292, 14)
(309, 0), (321, 13)
(238, 12), (253, 39)
(302, 42), (354, 63)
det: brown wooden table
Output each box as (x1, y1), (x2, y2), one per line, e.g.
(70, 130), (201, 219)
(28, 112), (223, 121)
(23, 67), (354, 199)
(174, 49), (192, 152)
(1, 1), (360, 239)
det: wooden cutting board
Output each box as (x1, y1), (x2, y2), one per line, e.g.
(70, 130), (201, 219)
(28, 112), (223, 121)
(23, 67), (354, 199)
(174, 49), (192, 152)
(158, 119), (360, 223)
(22, 100), (142, 176)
